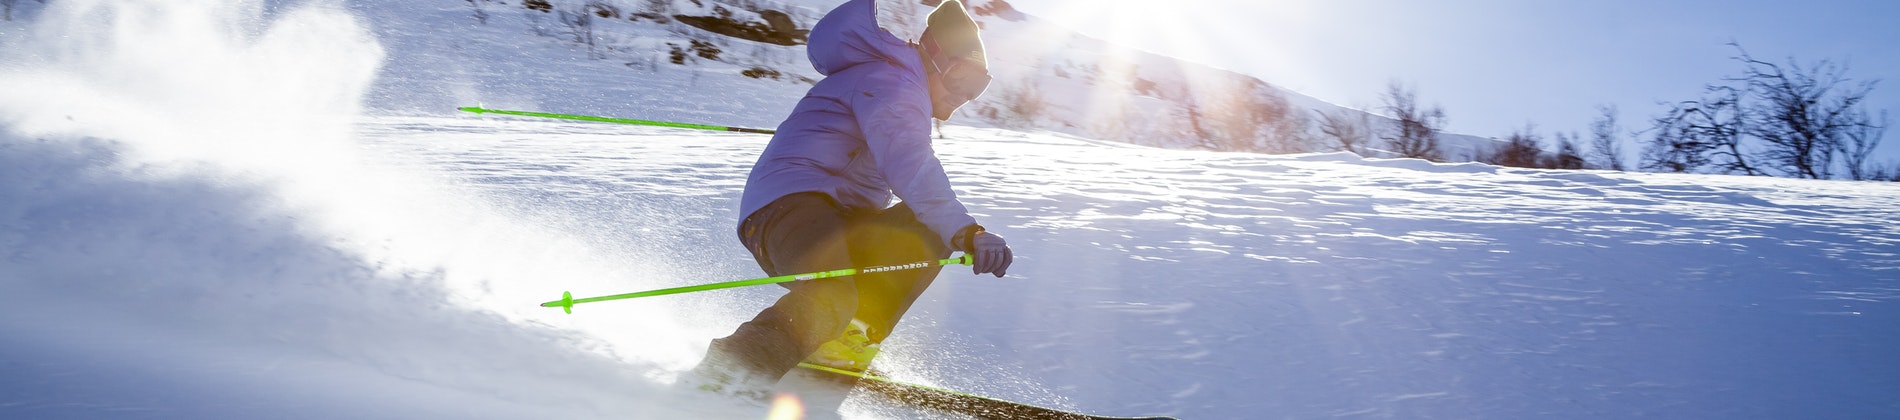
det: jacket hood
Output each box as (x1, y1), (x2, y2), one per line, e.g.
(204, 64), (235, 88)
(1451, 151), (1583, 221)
(807, 0), (919, 77)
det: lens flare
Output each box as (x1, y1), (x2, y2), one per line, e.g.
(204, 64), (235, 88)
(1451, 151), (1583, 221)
(766, 393), (806, 420)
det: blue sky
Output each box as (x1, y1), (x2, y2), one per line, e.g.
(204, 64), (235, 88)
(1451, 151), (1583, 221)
(1005, 0), (1900, 164)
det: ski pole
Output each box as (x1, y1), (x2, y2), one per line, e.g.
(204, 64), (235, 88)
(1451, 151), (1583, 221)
(458, 106), (776, 134)
(542, 254), (973, 314)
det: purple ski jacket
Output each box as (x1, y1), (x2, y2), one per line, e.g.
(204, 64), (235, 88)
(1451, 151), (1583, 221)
(738, 0), (976, 249)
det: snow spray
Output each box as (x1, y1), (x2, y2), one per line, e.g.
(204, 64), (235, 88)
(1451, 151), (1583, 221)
(0, 0), (710, 411)
(0, 0), (381, 175)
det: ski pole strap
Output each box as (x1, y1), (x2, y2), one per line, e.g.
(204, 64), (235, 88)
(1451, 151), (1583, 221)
(542, 254), (974, 314)
(458, 106), (776, 134)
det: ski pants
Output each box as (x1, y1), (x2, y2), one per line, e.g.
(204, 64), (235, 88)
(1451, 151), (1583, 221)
(702, 192), (950, 381)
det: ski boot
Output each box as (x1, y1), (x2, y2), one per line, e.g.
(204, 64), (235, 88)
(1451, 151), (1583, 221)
(803, 318), (880, 373)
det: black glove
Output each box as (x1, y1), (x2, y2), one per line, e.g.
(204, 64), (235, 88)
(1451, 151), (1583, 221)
(969, 231), (1013, 277)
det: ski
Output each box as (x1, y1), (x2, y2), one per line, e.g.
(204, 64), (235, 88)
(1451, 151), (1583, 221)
(794, 363), (1178, 420)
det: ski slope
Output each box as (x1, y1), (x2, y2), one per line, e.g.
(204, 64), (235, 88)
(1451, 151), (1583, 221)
(4, 1), (1900, 419)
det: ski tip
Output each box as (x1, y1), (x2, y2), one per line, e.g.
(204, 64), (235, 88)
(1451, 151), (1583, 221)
(457, 106), (485, 114)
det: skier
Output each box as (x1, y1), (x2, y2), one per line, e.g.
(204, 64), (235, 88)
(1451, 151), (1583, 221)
(684, 0), (1013, 396)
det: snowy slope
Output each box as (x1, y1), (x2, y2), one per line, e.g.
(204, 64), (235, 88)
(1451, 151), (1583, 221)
(362, 0), (1497, 156)
(5, 1), (1900, 420)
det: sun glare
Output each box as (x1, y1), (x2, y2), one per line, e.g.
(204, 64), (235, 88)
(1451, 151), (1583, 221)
(1034, 0), (1224, 61)
(765, 393), (806, 420)
(1005, 0), (1311, 148)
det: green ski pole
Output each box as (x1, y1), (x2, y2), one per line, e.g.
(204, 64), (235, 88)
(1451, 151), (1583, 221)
(542, 254), (973, 314)
(458, 106), (776, 134)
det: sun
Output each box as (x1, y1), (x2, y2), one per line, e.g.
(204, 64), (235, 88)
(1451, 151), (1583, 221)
(1027, 0), (1206, 56)
(1011, 0), (1312, 82)
(989, 0), (1305, 145)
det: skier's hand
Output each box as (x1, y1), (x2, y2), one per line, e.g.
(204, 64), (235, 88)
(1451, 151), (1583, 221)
(970, 231), (1013, 277)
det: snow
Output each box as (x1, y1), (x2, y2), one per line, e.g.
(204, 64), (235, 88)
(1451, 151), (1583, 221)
(4, 1), (1899, 419)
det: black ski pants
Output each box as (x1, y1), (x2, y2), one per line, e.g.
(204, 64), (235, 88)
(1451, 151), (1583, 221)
(703, 192), (949, 381)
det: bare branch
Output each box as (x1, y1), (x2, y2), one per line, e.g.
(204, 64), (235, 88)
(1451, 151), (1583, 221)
(1841, 110), (1888, 180)
(1730, 42), (1878, 179)
(1380, 81), (1446, 161)
(1589, 105), (1628, 171)
(1317, 108), (1374, 155)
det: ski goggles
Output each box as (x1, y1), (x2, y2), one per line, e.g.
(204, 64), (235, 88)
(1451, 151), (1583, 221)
(922, 38), (992, 103)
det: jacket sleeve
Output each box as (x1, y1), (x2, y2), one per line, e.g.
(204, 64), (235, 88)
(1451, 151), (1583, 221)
(852, 76), (979, 250)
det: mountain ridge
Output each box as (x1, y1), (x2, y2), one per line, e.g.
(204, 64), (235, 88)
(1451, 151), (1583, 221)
(377, 0), (1498, 158)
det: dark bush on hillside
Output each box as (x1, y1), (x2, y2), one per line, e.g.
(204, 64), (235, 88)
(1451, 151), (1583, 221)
(668, 44), (687, 65)
(632, 0), (669, 22)
(1551, 133), (1588, 169)
(1477, 129), (1546, 168)
(1380, 82), (1446, 161)
(674, 4), (807, 46)
(1476, 127), (1590, 170)
(523, 0), (552, 13)
(689, 39), (721, 61)
(742, 67), (782, 80)
(592, 5), (618, 18)
(760, 10), (797, 38)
